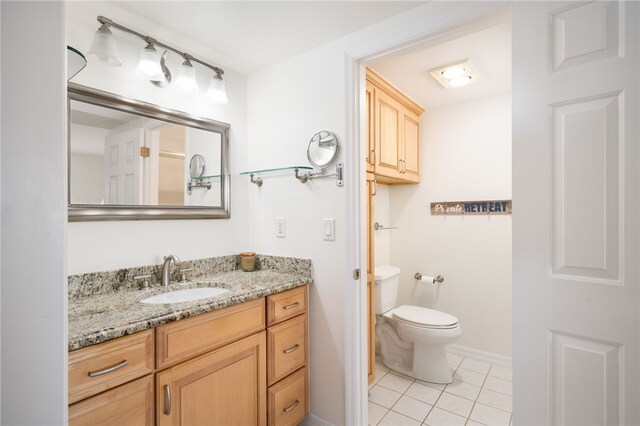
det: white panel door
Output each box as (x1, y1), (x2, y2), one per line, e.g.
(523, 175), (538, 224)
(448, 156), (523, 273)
(103, 128), (144, 205)
(513, 1), (639, 425)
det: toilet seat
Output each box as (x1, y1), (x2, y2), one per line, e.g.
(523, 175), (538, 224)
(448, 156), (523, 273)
(392, 305), (459, 329)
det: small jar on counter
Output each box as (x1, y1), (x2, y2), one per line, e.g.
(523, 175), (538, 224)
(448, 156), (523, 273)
(239, 252), (256, 272)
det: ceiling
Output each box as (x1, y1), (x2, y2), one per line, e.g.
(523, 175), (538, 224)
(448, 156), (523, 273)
(68, 1), (426, 75)
(367, 21), (511, 109)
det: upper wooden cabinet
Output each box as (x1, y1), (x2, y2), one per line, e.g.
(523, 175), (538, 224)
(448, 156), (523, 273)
(366, 68), (425, 184)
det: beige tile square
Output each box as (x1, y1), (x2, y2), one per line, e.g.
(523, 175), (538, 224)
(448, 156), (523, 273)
(378, 372), (414, 394)
(477, 388), (512, 412)
(391, 395), (432, 422)
(466, 421), (486, 426)
(470, 403), (511, 426)
(423, 407), (467, 426)
(459, 358), (491, 374)
(368, 401), (388, 426)
(405, 382), (442, 405)
(369, 385), (402, 409)
(378, 410), (421, 426)
(453, 368), (486, 387)
(483, 375), (512, 396)
(443, 380), (481, 401)
(415, 379), (446, 391)
(374, 368), (388, 384)
(434, 392), (474, 418)
(488, 364), (512, 381)
(447, 353), (464, 368)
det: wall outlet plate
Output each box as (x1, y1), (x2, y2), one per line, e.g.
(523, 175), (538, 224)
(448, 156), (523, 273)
(276, 217), (286, 238)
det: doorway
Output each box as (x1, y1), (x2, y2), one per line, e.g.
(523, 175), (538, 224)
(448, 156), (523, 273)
(363, 18), (513, 426)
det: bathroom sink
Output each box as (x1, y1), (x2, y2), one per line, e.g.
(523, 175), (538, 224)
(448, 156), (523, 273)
(140, 287), (229, 304)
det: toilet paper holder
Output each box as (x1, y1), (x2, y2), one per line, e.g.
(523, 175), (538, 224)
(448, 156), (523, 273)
(414, 273), (445, 284)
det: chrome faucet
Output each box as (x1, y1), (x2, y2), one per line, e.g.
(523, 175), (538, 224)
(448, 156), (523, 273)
(162, 255), (181, 287)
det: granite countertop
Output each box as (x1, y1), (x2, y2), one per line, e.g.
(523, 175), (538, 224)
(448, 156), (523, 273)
(69, 257), (312, 351)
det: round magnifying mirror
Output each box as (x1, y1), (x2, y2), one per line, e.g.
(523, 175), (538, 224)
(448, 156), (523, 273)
(189, 154), (206, 179)
(307, 130), (339, 170)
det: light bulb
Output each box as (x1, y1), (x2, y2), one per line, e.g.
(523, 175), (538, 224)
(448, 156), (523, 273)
(135, 43), (164, 81)
(207, 73), (228, 104)
(448, 75), (472, 88)
(441, 66), (466, 79)
(87, 24), (121, 67)
(176, 59), (199, 94)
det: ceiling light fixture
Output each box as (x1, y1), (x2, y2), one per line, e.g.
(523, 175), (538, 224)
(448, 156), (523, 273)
(430, 60), (477, 89)
(88, 16), (227, 103)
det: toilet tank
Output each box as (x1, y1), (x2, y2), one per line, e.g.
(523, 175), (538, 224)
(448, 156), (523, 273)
(374, 265), (401, 314)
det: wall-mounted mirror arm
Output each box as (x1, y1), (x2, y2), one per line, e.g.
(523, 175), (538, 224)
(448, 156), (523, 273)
(187, 179), (212, 195)
(295, 163), (344, 187)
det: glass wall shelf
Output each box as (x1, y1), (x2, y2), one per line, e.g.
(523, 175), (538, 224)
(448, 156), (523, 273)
(240, 166), (313, 187)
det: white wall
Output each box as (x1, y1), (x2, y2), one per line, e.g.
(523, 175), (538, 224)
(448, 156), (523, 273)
(389, 93), (512, 356)
(247, 42), (348, 425)
(1, 1), (67, 423)
(65, 2), (249, 273)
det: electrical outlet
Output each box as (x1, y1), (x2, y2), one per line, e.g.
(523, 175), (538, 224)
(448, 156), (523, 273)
(276, 217), (286, 238)
(323, 218), (335, 241)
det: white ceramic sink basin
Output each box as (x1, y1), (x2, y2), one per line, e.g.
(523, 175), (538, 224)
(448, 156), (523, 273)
(140, 287), (229, 304)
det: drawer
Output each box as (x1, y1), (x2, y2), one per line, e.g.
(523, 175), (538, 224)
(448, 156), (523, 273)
(267, 314), (307, 385)
(69, 330), (154, 404)
(267, 286), (307, 326)
(156, 297), (265, 369)
(69, 374), (154, 426)
(268, 367), (307, 426)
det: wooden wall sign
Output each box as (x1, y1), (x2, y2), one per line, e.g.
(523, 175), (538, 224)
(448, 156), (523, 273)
(430, 200), (512, 215)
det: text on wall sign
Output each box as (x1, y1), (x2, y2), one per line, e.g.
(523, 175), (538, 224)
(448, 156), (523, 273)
(430, 200), (512, 215)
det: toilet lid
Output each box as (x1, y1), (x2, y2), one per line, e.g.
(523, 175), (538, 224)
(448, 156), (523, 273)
(392, 305), (458, 328)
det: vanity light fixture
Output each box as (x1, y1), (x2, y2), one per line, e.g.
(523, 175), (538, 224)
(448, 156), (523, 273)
(430, 60), (477, 89)
(87, 23), (121, 66)
(176, 57), (199, 94)
(88, 15), (227, 103)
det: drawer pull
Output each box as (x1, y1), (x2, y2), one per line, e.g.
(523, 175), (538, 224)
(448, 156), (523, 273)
(283, 400), (300, 413)
(283, 344), (300, 354)
(87, 360), (128, 377)
(283, 302), (300, 310)
(163, 384), (172, 415)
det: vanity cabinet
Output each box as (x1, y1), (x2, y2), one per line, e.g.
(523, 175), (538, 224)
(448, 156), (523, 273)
(68, 286), (309, 426)
(366, 67), (425, 184)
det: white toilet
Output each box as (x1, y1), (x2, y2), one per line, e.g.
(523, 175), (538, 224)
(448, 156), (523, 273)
(374, 265), (462, 384)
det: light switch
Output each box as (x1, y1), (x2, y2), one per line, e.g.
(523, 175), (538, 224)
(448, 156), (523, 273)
(276, 217), (286, 238)
(323, 218), (335, 241)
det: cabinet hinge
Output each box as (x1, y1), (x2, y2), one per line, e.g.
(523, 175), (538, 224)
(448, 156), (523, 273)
(353, 269), (360, 280)
(139, 147), (150, 158)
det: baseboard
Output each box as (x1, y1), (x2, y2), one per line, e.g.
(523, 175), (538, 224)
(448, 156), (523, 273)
(446, 344), (512, 367)
(299, 414), (335, 426)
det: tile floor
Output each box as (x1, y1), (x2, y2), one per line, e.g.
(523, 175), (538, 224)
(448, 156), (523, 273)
(368, 354), (512, 426)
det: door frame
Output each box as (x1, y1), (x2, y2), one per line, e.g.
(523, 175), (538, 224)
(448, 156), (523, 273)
(342, 3), (511, 424)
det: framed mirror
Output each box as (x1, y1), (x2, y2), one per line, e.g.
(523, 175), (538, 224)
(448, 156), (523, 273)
(307, 130), (339, 170)
(67, 83), (230, 221)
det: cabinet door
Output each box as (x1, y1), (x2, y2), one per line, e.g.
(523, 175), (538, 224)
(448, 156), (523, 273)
(156, 331), (266, 426)
(374, 89), (404, 180)
(365, 81), (375, 173)
(401, 108), (421, 183)
(69, 374), (154, 426)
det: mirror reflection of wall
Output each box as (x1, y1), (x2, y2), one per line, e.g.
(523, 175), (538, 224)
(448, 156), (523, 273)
(157, 124), (185, 205)
(69, 99), (223, 207)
